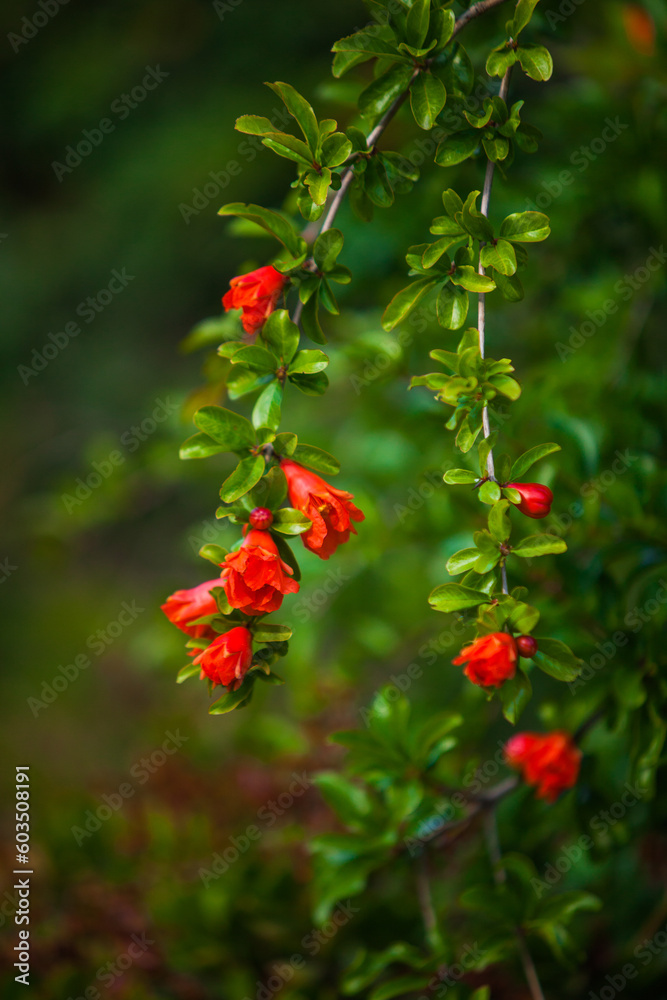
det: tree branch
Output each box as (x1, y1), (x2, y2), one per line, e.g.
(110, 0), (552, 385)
(451, 0), (512, 38)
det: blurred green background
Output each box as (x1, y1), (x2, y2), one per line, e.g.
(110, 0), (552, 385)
(1, 0), (666, 997)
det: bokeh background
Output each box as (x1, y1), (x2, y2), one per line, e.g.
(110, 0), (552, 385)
(1, 0), (666, 997)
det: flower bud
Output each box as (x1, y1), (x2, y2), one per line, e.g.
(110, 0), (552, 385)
(516, 634), (538, 658)
(505, 482), (553, 519)
(249, 507), (274, 530)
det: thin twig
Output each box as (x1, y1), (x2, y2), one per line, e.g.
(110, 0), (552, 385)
(451, 0), (512, 38)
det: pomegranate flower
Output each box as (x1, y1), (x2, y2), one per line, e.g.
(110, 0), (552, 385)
(452, 632), (518, 688)
(221, 529), (299, 615)
(505, 730), (582, 802)
(193, 626), (253, 691)
(161, 579), (222, 639)
(222, 265), (288, 335)
(281, 458), (365, 560)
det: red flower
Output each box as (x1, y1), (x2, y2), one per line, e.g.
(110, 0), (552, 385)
(505, 482), (553, 519)
(222, 265), (288, 335)
(505, 730), (581, 802)
(281, 458), (365, 560)
(193, 627), (253, 691)
(221, 529), (299, 615)
(161, 579), (221, 638)
(452, 632), (517, 688)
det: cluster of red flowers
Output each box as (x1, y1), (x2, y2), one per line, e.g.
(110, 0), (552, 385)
(505, 731), (581, 801)
(162, 451), (364, 694)
(222, 265), (288, 335)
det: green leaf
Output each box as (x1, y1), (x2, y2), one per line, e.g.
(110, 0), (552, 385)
(314, 228), (344, 271)
(261, 308), (300, 363)
(179, 432), (228, 460)
(252, 622), (293, 642)
(510, 442), (561, 479)
(513, 0), (541, 35)
(260, 133), (313, 166)
(271, 508), (312, 535)
(436, 282), (469, 329)
(218, 202), (305, 256)
(451, 267), (496, 293)
(332, 29), (409, 61)
(499, 669), (532, 724)
(219, 454), (266, 503)
(231, 345), (277, 372)
(252, 381), (283, 432)
(429, 583), (488, 614)
(494, 270), (525, 302)
(301, 291), (326, 345)
(443, 468), (478, 484)
(320, 133), (353, 167)
(382, 278), (435, 331)
(486, 46), (519, 78)
(461, 190), (494, 241)
(500, 211), (550, 243)
(194, 405), (255, 450)
(272, 432), (298, 458)
(480, 239), (517, 276)
(517, 43), (554, 82)
(488, 500), (511, 543)
(305, 166), (332, 206)
(312, 772), (372, 828)
(410, 73), (446, 130)
(292, 443), (340, 475)
(446, 548), (480, 575)
(288, 349), (329, 374)
(176, 662), (201, 684)
(533, 638), (581, 682)
(490, 373), (522, 400)
(245, 465), (288, 510)
(360, 63), (415, 121)
(435, 131), (479, 166)
(266, 80), (319, 152)
(288, 371), (329, 395)
(405, 0), (430, 47)
(478, 480), (502, 504)
(512, 535), (567, 558)
(209, 676), (255, 714)
(198, 543), (228, 566)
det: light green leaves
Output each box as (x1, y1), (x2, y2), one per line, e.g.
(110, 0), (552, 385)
(192, 405), (255, 451)
(500, 211), (551, 242)
(381, 278), (436, 331)
(512, 535), (567, 558)
(218, 202), (306, 258)
(511, 442), (561, 479)
(533, 638), (582, 682)
(429, 583), (489, 614)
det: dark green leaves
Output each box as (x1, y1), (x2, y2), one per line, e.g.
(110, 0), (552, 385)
(219, 454), (265, 503)
(533, 638), (581, 682)
(261, 309), (300, 363)
(292, 443), (340, 476)
(410, 73), (446, 130)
